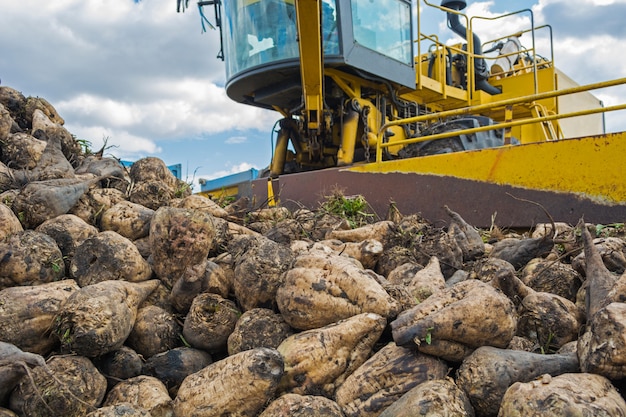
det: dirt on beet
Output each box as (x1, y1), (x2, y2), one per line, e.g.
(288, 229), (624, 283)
(1, 85), (626, 417)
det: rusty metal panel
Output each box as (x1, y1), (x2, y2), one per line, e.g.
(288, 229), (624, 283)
(251, 168), (626, 229)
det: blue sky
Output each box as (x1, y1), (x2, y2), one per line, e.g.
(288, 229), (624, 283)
(1, 0), (625, 189)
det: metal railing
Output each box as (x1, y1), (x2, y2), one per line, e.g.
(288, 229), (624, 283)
(417, 1), (552, 101)
(375, 77), (626, 163)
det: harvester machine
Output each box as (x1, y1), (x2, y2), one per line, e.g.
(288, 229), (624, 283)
(183, 0), (626, 227)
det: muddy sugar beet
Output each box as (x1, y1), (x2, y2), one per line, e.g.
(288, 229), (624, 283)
(2, 85), (626, 416)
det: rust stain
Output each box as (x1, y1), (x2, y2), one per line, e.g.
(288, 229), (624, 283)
(249, 168), (626, 229)
(486, 148), (506, 182)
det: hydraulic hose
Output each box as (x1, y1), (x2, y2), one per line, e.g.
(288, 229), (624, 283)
(442, 2), (501, 95)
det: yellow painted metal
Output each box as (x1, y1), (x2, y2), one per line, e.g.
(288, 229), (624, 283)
(491, 67), (556, 109)
(374, 100), (626, 164)
(198, 185), (239, 200)
(240, 0), (294, 4)
(374, 76), (626, 163)
(270, 127), (290, 177)
(267, 177), (277, 207)
(337, 106), (359, 166)
(353, 98), (382, 149)
(385, 125), (409, 156)
(325, 68), (384, 99)
(503, 105), (513, 144)
(295, 0), (324, 131)
(352, 132), (626, 204)
(486, 68), (561, 143)
(384, 77), (626, 133)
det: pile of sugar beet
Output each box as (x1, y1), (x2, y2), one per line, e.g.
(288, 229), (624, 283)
(1, 85), (626, 417)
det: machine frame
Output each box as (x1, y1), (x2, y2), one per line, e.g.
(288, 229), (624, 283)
(191, 0), (626, 227)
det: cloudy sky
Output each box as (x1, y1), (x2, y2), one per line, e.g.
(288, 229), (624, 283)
(1, 0), (625, 189)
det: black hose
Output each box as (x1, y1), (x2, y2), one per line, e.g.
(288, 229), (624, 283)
(444, 9), (501, 95)
(353, 68), (409, 110)
(427, 47), (453, 86)
(428, 54), (435, 78)
(446, 47), (453, 86)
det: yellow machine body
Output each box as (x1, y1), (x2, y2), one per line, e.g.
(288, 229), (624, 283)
(193, 0), (626, 226)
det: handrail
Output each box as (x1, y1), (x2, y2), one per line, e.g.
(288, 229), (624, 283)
(480, 25), (553, 80)
(375, 77), (626, 162)
(384, 1), (623, 165)
(417, 1), (555, 102)
(382, 77), (626, 129)
(421, 0), (474, 103)
(424, 37), (448, 94)
(419, 32), (472, 97)
(393, 104), (624, 147)
(376, 102), (626, 155)
(470, 9), (541, 94)
(484, 25), (553, 65)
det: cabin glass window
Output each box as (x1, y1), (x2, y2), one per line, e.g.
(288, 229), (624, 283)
(223, 0), (340, 78)
(223, 0), (299, 77)
(350, 0), (412, 65)
(322, 0), (340, 55)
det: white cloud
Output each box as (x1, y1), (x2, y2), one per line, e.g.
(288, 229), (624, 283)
(3, 0), (626, 182)
(225, 136), (248, 144)
(65, 124), (162, 161)
(200, 162), (258, 181)
(549, 34), (626, 82)
(470, 7), (531, 42)
(439, 2), (535, 55)
(535, 0), (626, 6)
(54, 78), (278, 144)
(49, 19), (97, 50)
(548, 0), (626, 4)
(57, 95), (144, 128)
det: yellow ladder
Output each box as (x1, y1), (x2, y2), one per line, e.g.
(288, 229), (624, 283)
(530, 103), (561, 141)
